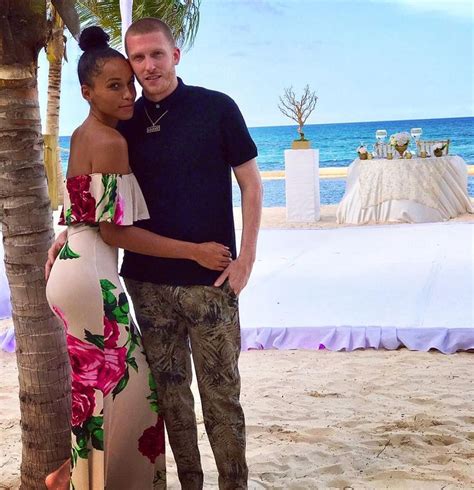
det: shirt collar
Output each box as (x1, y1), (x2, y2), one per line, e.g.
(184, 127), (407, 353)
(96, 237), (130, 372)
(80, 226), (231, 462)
(142, 77), (185, 112)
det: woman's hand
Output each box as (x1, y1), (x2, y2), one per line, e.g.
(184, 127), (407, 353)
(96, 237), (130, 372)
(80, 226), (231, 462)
(45, 230), (67, 281)
(192, 242), (232, 270)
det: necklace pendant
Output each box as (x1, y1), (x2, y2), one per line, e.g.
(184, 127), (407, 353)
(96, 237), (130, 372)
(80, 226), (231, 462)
(146, 125), (161, 134)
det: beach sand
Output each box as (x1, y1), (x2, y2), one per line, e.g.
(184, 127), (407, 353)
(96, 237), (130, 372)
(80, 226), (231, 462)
(233, 202), (474, 230)
(1, 346), (473, 489)
(1, 206), (474, 489)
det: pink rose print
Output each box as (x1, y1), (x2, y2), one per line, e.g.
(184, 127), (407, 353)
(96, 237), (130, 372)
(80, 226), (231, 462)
(104, 316), (120, 348)
(113, 194), (124, 225)
(98, 346), (127, 396)
(138, 417), (165, 463)
(71, 380), (96, 427)
(67, 334), (103, 387)
(52, 305), (69, 331)
(66, 175), (96, 223)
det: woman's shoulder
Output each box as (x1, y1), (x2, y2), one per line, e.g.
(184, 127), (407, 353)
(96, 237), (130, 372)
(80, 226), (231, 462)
(89, 125), (129, 175)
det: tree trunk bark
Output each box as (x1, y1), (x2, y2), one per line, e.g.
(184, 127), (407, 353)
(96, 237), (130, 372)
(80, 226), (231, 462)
(46, 15), (65, 205)
(0, 2), (71, 488)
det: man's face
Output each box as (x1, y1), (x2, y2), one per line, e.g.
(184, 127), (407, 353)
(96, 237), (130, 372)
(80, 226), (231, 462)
(126, 31), (181, 102)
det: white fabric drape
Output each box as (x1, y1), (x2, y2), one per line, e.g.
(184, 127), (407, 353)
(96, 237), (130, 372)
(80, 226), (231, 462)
(336, 156), (472, 224)
(119, 0), (134, 53)
(239, 224), (474, 353)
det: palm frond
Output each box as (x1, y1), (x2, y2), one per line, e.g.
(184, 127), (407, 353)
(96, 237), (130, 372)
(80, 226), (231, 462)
(76, 0), (201, 51)
(51, 0), (81, 38)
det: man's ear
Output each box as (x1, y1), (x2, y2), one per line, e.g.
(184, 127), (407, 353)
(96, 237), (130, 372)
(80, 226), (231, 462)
(81, 84), (92, 102)
(173, 47), (181, 66)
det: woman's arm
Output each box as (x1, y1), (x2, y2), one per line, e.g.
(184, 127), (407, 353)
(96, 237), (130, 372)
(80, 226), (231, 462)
(99, 222), (231, 270)
(93, 130), (231, 270)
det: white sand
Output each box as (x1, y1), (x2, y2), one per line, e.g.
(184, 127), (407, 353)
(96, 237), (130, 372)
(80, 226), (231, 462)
(1, 347), (473, 489)
(1, 206), (474, 488)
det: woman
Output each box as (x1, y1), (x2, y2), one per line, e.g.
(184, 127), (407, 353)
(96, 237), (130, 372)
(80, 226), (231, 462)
(45, 26), (231, 489)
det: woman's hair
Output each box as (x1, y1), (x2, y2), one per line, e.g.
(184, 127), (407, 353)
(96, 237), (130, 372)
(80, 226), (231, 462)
(77, 26), (126, 86)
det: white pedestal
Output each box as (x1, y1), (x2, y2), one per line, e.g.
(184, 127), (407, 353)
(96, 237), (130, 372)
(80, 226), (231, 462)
(284, 149), (320, 222)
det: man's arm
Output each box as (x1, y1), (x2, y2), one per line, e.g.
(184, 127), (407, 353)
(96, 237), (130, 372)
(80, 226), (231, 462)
(214, 158), (262, 294)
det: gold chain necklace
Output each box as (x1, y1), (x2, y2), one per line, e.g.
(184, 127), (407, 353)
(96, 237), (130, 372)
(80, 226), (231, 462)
(144, 106), (169, 134)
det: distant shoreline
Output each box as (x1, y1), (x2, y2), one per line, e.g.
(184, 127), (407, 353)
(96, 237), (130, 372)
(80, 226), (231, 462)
(260, 164), (474, 181)
(246, 115), (474, 131)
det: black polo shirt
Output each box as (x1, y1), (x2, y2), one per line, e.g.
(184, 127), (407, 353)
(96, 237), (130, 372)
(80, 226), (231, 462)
(118, 78), (258, 286)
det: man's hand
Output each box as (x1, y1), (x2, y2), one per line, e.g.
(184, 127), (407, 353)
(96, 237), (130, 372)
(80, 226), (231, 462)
(45, 230), (67, 281)
(214, 255), (254, 296)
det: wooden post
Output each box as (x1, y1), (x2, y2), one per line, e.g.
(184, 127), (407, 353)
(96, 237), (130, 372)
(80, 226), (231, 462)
(43, 134), (59, 210)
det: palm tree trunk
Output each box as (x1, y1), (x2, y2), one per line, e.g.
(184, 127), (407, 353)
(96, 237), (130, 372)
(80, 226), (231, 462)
(0, 2), (71, 488)
(46, 14), (65, 206)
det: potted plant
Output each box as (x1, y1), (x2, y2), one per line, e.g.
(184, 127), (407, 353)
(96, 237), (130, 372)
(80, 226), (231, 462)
(278, 85), (318, 149)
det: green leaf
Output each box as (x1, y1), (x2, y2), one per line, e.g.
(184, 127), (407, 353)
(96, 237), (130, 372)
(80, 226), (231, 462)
(84, 330), (104, 349)
(91, 428), (104, 451)
(59, 241), (80, 260)
(149, 372), (157, 391)
(111, 306), (128, 325)
(51, 0), (81, 38)
(76, 0), (201, 52)
(65, 207), (72, 225)
(118, 293), (129, 311)
(127, 356), (138, 372)
(100, 279), (117, 292)
(71, 447), (78, 467)
(147, 391), (158, 402)
(103, 290), (117, 307)
(77, 446), (90, 459)
(147, 392), (159, 413)
(112, 369), (129, 399)
(130, 326), (140, 346)
(77, 438), (87, 449)
(85, 416), (103, 432)
(104, 303), (118, 321)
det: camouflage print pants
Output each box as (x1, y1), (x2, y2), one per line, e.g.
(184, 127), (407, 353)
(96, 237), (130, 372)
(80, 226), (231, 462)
(124, 278), (248, 490)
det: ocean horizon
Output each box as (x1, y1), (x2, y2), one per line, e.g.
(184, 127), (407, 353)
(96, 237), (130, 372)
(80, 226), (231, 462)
(59, 116), (474, 207)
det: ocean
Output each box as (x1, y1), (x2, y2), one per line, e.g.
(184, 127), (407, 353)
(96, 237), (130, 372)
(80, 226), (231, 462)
(59, 116), (474, 207)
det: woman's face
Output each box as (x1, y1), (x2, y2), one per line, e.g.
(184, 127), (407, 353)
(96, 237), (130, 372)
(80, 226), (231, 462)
(82, 57), (136, 124)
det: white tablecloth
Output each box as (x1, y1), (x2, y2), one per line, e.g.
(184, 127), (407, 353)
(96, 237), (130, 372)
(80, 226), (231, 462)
(336, 156), (473, 224)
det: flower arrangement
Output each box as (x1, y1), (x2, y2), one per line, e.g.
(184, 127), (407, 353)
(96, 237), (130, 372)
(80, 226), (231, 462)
(432, 142), (447, 156)
(389, 132), (411, 147)
(357, 144), (368, 160)
(389, 132), (411, 157)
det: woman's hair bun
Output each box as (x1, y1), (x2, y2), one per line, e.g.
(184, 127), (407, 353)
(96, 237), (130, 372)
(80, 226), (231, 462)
(79, 26), (110, 52)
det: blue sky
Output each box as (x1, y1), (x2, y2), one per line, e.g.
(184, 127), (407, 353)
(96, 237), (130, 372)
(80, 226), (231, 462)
(37, 0), (473, 135)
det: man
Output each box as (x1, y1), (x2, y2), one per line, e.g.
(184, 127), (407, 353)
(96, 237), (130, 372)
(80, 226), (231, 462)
(48, 17), (261, 490)
(122, 19), (261, 489)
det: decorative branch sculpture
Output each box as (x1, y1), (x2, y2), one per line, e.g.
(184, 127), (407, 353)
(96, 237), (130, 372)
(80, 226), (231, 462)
(278, 85), (318, 141)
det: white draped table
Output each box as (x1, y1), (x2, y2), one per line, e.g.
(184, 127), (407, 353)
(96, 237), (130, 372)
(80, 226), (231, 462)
(336, 155), (473, 224)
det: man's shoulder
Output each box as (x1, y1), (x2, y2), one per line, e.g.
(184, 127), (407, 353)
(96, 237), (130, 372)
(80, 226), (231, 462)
(185, 83), (236, 108)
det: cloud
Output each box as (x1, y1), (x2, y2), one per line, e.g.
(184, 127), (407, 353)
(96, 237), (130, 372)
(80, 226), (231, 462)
(373, 0), (473, 20)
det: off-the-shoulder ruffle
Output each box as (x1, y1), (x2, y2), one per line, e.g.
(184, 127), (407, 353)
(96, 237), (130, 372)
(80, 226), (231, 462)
(59, 173), (149, 226)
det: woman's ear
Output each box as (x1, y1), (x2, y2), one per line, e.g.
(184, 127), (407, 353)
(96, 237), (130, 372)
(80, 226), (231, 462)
(81, 84), (92, 102)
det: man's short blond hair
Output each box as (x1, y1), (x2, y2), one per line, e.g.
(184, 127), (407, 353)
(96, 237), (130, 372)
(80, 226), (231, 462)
(125, 18), (176, 52)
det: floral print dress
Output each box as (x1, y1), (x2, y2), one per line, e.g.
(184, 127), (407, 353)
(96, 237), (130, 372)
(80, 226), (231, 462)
(46, 173), (165, 489)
